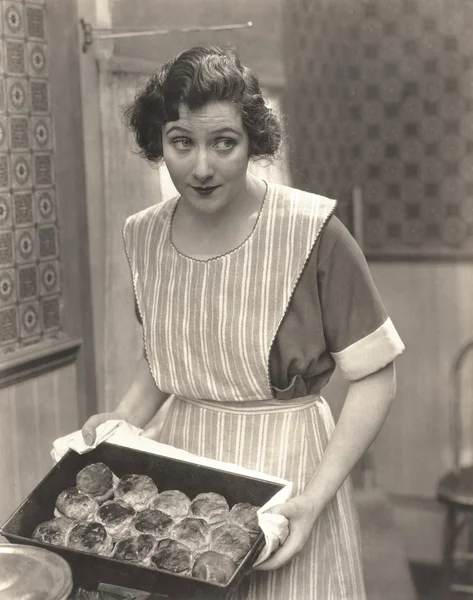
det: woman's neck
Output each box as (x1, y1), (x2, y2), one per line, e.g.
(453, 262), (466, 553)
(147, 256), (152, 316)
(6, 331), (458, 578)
(183, 174), (264, 228)
(171, 175), (267, 259)
(177, 175), (265, 232)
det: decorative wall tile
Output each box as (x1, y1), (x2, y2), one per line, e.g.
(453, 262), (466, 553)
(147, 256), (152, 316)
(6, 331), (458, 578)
(0, 79), (5, 112)
(0, 153), (8, 189)
(5, 40), (25, 74)
(17, 264), (36, 299)
(0, 267), (15, 306)
(9, 114), (28, 149)
(39, 260), (59, 295)
(0, 115), (7, 149)
(30, 79), (48, 112)
(38, 223), (57, 258)
(34, 152), (52, 185)
(0, 0), (63, 354)
(15, 227), (34, 262)
(4, 2), (24, 38)
(19, 299), (40, 338)
(0, 195), (11, 228)
(0, 306), (17, 344)
(0, 230), (13, 265)
(27, 41), (46, 76)
(26, 6), (44, 40)
(282, 0), (473, 258)
(42, 295), (60, 331)
(10, 153), (31, 187)
(31, 116), (50, 150)
(6, 77), (27, 112)
(35, 189), (54, 222)
(13, 190), (33, 225)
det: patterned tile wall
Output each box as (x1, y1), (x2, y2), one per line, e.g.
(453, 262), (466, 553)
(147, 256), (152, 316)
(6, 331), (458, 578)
(282, 0), (473, 259)
(0, 0), (62, 357)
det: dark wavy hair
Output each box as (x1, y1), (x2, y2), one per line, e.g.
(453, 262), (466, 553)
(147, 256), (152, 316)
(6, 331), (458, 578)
(123, 45), (282, 163)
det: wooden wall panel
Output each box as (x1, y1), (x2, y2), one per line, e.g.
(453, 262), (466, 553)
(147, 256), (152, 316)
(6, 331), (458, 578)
(0, 364), (79, 525)
(323, 260), (473, 563)
(14, 379), (42, 501)
(0, 386), (21, 524)
(363, 262), (473, 563)
(370, 262), (473, 498)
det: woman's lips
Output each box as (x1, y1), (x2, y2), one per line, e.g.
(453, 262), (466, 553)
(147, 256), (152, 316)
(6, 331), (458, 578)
(192, 185), (221, 196)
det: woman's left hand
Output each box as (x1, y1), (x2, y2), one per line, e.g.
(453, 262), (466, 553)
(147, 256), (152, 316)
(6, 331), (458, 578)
(254, 494), (320, 571)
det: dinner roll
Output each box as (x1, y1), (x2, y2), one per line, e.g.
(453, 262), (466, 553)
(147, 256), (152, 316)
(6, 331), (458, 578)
(131, 508), (174, 539)
(76, 462), (115, 503)
(192, 550), (238, 585)
(170, 517), (210, 552)
(150, 538), (194, 575)
(210, 524), (252, 563)
(115, 474), (158, 511)
(151, 489), (191, 519)
(32, 516), (74, 547)
(228, 502), (261, 540)
(189, 492), (229, 525)
(55, 487), (98, 521)
(66, 521), (113, 555)
(95, 500), (136, 541)
(112, 533), (156, 565)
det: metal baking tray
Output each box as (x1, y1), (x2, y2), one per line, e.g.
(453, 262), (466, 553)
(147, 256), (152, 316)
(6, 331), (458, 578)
(0, 442), (285, 599)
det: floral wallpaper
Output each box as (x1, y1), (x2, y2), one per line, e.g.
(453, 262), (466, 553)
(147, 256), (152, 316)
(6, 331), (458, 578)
(282, 0), (473, 259)
(0, 0), (62, 357)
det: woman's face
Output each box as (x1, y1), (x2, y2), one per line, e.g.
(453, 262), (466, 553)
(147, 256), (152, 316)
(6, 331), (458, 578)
(162, 101), (250, 215)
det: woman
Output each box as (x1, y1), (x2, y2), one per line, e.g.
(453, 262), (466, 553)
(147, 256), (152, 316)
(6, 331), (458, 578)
(82, 45), (404, 599)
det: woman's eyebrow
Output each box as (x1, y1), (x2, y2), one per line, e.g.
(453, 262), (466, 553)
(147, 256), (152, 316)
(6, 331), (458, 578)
(211, 127), (243, 136)
(164, 125), (191, 136)
(164, 125), (243, 136)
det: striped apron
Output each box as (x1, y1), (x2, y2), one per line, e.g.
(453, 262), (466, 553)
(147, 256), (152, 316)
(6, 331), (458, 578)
(123, 183), (366, 599)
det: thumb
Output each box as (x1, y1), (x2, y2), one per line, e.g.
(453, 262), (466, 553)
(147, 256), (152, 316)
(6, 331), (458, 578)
(81, 413), (111, 446)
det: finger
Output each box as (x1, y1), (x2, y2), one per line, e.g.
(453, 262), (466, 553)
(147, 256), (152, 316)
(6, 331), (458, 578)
(263, 503), (294, 518)
(81, 414), (108, 446)
(254, 536), (301, 571)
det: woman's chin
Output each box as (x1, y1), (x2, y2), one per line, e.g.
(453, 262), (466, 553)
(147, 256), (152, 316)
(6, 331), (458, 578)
(186, 194), (229, 215)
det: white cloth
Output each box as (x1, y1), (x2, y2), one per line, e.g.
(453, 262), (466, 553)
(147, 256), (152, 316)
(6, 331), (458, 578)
(52, 420), (292, 566)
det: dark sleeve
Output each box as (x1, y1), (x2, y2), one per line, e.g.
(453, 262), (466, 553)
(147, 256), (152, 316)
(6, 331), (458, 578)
(317, 216), (404, 380)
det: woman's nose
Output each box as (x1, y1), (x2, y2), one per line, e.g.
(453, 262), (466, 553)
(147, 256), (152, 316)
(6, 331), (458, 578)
(193, 150), (214, 182)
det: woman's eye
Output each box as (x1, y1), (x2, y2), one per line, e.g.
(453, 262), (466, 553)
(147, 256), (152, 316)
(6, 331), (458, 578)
(173, 138), (192, 150)
(214, 138), (236, 151)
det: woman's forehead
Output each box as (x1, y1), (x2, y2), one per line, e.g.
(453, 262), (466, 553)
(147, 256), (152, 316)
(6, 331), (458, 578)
(164, 101), (244, 134)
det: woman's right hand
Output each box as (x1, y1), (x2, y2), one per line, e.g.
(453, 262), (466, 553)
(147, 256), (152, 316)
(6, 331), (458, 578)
(81, 411), (122, 446)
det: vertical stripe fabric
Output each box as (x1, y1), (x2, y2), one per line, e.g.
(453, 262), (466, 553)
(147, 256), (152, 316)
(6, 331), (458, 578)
(123, 183), (335, 401)
(123, 182), (366, 599)
(159, 396), (366, 600)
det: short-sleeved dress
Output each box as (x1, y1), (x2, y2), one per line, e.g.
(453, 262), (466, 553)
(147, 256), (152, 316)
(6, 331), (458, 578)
(123, 182), (405, 600)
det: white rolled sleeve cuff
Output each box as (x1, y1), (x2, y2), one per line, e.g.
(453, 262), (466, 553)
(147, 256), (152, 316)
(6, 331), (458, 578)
(331, 318), (405, 381)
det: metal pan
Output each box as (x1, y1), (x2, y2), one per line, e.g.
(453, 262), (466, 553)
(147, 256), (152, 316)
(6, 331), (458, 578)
(0, 442), (284, 599)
